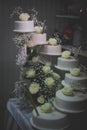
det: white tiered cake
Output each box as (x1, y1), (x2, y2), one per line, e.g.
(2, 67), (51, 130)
(13, 8), (87, 130)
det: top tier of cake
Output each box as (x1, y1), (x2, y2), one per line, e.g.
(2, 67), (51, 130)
(13, 21), (35, 32)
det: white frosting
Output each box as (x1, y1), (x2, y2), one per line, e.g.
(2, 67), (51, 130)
(31, 107), (70, 130)
(39, 45), (62, 55)
(62, 72), (87, 90)
(56, 56), (78, 71)
(54, 89), (87, 113)
(14, 21), (34, 32)
(30, 33), (47, 45)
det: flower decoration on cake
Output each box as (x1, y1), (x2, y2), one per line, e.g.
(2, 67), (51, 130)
(62, 86), (73, 96)
(48, 38), (57, 45)
(70, 68), (80, 76)
(52, 30), (62, 45)
(19, 13), (30, 21)
(34, 19), (47, 33)
(40, 103), (52, 113)
(62, 50), (71, 59)
(13, 33), (30, 46)
(10, 7), (38, 21)
(24, 62), (62, 108)
(35, 26), (43, 34)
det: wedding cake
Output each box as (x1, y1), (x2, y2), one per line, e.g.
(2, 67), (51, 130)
(55, 51), (78, 71)
(13, 13), (35, 32)
(54, 87), (87, 113)
(62, 68), (87, 91)
(39, 38), (62, 55)
(30, 105), (70, 130)
(12, 7), (87, 130)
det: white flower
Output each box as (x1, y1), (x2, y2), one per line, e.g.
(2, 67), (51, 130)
(70, 68), (80, 76)
(27, 40), (37, 48)
(19, 13), (30, 21)
(40, 103), (52, 113)
(37, 95), (45, 104)
(62, 87), (73, 96)
(45, 77), (54, 88)
(62, 51), (71, 59)
(48, 38), (57, 45)
(26, 69), (35, 78)
(35, 26), (43, 34)
(52, 72), (60, 80)
(29, 82), (39, 94)
(32, 56), (39, 62)
(42, 65), (51, 74)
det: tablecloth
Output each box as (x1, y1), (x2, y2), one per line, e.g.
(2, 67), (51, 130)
(5, 98), (35, 130)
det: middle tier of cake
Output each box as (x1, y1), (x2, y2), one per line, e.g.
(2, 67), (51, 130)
(55, 56), (78, 71)
(39, 45), (62, 55)
(62, 72), (87, 91)
(54, 89), (87, 113)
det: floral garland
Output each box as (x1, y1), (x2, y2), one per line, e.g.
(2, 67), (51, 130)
(23, 61), (62, 107)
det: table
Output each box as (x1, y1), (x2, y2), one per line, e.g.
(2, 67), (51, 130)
(5, 98), (35, 130)
(5, 98), (87, 130)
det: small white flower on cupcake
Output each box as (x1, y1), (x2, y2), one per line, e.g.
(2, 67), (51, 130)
(35, 26), (43, 34)
(42, 65), (51, 74)
(62, 86), (73, 96)
(70, 68), (80, 76)
(40, 103), (52, 113)
(29, 82), (39, 94)
(37, 95), (45, 104)
(45, 77), (54, 88)
(48, 38), (57, 45)
(26, 69), (35, 78)
(19, 13), (30, 21)
(62, 51), (71, 59)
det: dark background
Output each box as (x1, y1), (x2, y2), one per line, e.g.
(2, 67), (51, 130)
(0, 0), (87, 129)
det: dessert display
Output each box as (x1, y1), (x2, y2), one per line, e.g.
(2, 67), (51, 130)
(12, 7), (87, 130)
